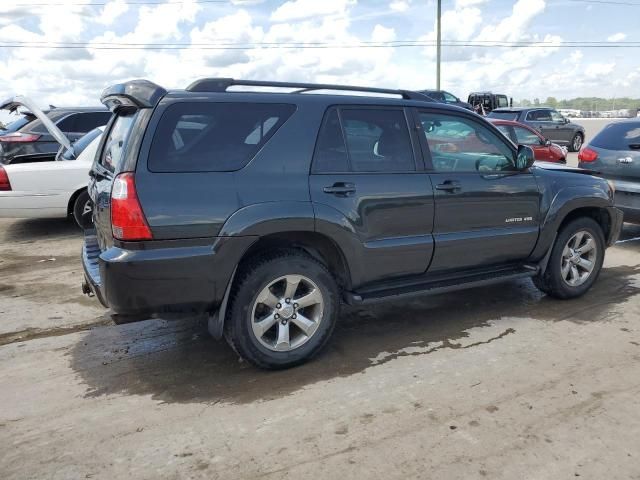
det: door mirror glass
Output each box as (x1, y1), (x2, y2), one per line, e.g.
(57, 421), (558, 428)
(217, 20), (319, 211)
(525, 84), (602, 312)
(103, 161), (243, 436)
(516, 145), (535, 170)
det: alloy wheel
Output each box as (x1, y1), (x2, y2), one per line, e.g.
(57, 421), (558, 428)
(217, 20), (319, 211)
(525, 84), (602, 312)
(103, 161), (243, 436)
(573, 135), (583, 151)
(251, 274), (324, 352)
(560, 230), (597, 287)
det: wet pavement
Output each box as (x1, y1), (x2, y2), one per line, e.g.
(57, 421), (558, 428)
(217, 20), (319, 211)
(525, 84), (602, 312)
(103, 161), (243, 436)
(1, 217), (640, 479)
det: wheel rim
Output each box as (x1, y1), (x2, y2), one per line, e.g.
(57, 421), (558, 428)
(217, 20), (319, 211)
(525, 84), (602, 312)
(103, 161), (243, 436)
(573, 135), (582, 151)
(82, 200), (92, 216)
(251, 274), (324, 352)
(561, 230), (597, 287)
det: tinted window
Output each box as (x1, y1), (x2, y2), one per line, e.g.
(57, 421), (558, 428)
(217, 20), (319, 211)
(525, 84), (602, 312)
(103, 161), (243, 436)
(148, 102), (295, 172)
(313, 108), (349, 172)
(99, 112), (137, 172)
(60, 127), (103, 161)
(27, 111), (68, 134)
(513, 126), (543, 145)
(488, 111), (519, 121)
(591, 122), (640, 150)
(59, 112), (110, 133)
(420, 112), (514, 172)
(527, 110), (552, 122)
(340, 108), (415, 172)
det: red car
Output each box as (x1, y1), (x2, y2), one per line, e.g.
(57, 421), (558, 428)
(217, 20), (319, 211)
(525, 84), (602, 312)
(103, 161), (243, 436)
(489, 119), (567, 163)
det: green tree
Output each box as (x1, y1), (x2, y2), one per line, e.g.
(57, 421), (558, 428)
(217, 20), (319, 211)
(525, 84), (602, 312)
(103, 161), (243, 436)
(533, 98), (540, 106)
(545, 97), (558, 108)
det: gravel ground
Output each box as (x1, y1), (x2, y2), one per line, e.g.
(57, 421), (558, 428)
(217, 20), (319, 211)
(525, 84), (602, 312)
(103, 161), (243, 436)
(1, 117), (640, 479)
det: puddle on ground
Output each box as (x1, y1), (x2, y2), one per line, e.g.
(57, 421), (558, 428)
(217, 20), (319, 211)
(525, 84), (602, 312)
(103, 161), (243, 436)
(68, 264), (640, 406)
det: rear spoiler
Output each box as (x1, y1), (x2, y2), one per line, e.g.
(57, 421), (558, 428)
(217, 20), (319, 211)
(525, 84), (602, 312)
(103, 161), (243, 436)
(100, 79), (167, 112)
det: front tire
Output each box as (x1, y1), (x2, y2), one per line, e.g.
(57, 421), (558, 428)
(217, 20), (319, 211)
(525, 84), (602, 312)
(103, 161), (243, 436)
(569, 133), (583, 152)
(224, 251), (339, 369)
(533, 217), (605, 299)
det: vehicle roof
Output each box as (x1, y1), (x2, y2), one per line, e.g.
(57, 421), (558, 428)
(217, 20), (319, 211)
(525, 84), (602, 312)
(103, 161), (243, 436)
(492, 107), (551, 112)
(468, 92), (507, 95)
(163, 89), (470, 111)
(49, 106), (108, 112)
(488, 118), (544, 133)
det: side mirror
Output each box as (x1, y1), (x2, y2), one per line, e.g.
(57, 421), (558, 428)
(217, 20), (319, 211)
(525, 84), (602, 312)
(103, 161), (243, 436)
(545, 139), (552, 146)
(516, 145), (535, 170)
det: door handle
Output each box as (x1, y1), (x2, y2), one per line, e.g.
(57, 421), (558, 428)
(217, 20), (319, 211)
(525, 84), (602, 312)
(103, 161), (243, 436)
(323, 182), (356, 196)
(435, 180), (461, 192)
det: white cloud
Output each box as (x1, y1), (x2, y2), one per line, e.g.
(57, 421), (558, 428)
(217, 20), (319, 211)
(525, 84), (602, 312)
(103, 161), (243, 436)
(585, 62), (615, 78)
(270, 0), (355, 22)
(371, 24), (396, 43)
(455, 0), (488, 7)
(390, 1), (410, 12)
(607, 32), (626, 42)
(98, 0), (129, 26)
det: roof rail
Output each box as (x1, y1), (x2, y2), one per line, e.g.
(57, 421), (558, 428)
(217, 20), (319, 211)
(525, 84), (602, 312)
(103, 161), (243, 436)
(185, 78), (433, 102)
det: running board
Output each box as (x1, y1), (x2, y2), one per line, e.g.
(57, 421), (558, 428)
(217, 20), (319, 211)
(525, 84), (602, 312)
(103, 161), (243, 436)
(344, 265), (539, 305)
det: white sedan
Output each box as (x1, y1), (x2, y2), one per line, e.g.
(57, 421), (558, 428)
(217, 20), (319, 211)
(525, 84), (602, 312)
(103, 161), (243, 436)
(0, 96), (105, 227)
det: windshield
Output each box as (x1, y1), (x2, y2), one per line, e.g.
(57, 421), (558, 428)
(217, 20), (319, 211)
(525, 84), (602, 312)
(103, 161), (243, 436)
(59, 127), (103, 161)
(488, 111), (518, 121)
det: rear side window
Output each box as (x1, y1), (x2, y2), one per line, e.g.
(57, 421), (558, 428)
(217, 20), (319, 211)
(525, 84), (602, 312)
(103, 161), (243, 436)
(99, 112), (137, 172)
(591, 122), (640, 150)
(27, 111), (68, 134)
(313, 107), (415, 173)
(148, 102), (295, 172)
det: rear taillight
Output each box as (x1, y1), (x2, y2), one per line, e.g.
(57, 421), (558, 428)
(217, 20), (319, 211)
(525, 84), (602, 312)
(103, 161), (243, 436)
(111, 173), (152, 241)
(578, 147), (598, 163)
(0, 132), (41, 143)
(0, 166), (11, 191)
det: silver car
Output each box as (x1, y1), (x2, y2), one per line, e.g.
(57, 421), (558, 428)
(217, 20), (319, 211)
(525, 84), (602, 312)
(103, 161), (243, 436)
(578, 120), (640, 223)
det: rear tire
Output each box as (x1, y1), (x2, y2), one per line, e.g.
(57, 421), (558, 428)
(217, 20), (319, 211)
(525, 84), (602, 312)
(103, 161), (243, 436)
(72, 189), (93, 229)
(569, 133), (583, 152)
(533, 217), (605, 299)
(224, 251), (339, 369)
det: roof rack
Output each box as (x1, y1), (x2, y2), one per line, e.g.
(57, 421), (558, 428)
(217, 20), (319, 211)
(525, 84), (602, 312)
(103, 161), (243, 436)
(185, 78), (433, 102)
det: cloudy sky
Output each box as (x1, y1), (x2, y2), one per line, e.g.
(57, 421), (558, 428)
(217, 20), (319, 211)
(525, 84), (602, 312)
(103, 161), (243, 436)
(0, 0), (638, 120)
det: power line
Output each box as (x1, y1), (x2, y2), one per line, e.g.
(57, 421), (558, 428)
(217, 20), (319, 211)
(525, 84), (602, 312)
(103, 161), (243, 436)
(0, 41), (639, 50)
(11, 0), (232, 6)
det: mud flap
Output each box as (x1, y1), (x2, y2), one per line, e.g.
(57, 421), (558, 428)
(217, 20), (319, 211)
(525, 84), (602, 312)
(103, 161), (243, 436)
(207, 267), (237, 340)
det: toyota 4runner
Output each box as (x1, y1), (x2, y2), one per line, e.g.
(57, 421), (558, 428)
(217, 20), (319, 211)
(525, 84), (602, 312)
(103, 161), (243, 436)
(82, 78), (623, 369)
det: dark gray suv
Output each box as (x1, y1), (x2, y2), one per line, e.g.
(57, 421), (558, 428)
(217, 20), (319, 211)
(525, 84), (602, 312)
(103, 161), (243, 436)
(488, 107), (586, 152)
(82, 78), (622, 369)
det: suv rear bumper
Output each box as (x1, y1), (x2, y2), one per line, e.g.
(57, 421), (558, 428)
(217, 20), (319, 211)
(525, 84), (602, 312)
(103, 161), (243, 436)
(82, 230), (255, 318)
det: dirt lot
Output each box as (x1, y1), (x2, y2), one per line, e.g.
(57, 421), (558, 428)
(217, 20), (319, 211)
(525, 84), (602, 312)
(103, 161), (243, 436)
(2, 173), (640, 478)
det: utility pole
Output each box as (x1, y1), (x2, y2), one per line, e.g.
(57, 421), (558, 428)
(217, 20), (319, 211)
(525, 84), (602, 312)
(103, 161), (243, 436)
(436, 0), (441, 90)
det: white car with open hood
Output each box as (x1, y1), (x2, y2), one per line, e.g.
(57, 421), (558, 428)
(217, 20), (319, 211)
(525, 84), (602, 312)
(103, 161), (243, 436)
(0, 96), (106, 227)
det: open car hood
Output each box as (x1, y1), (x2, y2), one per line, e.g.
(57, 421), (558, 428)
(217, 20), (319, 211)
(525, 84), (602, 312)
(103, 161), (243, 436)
(0, 95), (72, 152)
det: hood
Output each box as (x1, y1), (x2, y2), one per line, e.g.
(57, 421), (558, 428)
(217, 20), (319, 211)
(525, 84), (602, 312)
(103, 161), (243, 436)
(0, 95), (72, 152)
(533, 161), (596, 175)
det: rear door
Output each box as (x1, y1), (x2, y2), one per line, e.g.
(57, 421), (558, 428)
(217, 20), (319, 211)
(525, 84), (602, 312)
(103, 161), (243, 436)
(309, 106), (434, 287)
(88, 110), (139, 250)
(417, 109), (541, 273)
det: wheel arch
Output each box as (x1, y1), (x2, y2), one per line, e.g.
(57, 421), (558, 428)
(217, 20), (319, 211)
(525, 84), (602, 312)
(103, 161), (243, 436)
(67, 186), (88, 216)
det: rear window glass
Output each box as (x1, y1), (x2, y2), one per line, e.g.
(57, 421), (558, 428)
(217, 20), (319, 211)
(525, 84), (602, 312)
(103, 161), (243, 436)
(148, 102), (295, 172)
(99, 112), (137, 172)
(57, 111), (110, 133)
(487, 111), (518, 121)
(26, 111), (68, 134)
(60, 127), (102, 161)
(591, 122), (640, 150)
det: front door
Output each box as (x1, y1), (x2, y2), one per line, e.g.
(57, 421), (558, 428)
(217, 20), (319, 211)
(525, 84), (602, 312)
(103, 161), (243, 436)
(416, 109), (541, 273)
(309, 106), (435, 288)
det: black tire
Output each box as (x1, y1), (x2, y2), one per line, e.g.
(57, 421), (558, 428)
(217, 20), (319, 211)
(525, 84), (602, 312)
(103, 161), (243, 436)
(569, 132), (583, 152)
(72, 189), (93, 229)
(224, 251), (339, 369)
(533, 217), (605, 299)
